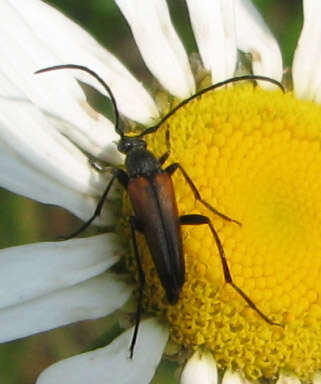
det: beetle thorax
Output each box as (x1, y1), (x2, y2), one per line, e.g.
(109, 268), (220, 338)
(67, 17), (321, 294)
(125, 147), (160, 177)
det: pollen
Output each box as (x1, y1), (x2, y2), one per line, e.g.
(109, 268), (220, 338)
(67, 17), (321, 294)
(126, 84), (321, 381)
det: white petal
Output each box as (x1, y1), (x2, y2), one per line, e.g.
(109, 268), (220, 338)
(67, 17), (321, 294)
(36, 318), (169, 384)
(222, 370), (245, 384)
(0, 139), (116, 224)
(46, 111), (123, 165)
(293, 0), (321, 102)
(186, 0), (237, 82)
(181, 350), (218, 384)
(276, 373), (301, 384)
(6, 0), (159, 125)
(115, 0), (195, 99)
(0, 234), (122, 308)
(0, 91), (118, 222)
(0, 2), (123, 162)
(0, 72), (120, 221)
(235, 0), (283, 85)
(313, 372), (321, 384)
(0, 273), (132, 342)
(0, 83), (105, 195)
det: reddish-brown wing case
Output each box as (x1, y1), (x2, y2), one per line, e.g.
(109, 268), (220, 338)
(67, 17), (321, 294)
(128, 173), (184, 304)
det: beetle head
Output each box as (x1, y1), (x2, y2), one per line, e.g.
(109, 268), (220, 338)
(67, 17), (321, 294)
(118, 136), (147, 154)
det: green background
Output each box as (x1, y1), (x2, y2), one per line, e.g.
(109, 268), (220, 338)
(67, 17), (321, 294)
(0, 1), (301, 383)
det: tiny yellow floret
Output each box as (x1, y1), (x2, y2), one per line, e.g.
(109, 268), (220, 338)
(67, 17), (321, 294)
(127, 84), (321, 381)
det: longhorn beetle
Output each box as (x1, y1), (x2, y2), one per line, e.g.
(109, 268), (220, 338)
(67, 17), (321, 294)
(36, 65), (284, 355)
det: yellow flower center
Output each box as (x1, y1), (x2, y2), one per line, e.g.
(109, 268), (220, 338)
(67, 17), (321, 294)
(125, 84), (321, 381)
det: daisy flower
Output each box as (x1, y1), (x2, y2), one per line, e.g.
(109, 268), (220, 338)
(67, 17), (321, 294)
(0, 0), (321, 384)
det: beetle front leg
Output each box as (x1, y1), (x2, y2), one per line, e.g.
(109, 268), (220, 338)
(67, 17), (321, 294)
(159, 130), (171, 165)
(59, 168), (129, 240)
(128, 216), (146, 359)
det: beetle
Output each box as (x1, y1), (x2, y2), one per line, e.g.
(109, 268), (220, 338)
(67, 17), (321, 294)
(36, 65), (284, 355)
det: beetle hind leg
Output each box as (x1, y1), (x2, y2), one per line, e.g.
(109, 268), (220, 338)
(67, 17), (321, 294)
(180, 214), (281, 327)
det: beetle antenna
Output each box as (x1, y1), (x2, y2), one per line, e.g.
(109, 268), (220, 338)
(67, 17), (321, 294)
(35, 64), (123, 138)
(139, 74), (285, 138)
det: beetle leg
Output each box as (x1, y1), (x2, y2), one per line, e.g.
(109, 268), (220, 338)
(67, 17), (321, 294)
(113, 168), (129, 189)
(59, 168), (129, 240)
(159, 151), (170, 165)
(159, 130), (171, 165)
(166, 163), (241, 226)
(180, 214), (281, 326)
(88, 158), (109, 172)
(129, 216), (146, 358)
